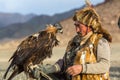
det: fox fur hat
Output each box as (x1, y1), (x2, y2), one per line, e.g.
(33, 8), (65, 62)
(73, 0), (112, 42)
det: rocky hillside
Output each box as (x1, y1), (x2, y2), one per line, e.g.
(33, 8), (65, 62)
(59, 0), (120, 46)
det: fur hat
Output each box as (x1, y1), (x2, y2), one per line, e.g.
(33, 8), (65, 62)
(73, 0), (112, 42)
(73, 7), (101, 33)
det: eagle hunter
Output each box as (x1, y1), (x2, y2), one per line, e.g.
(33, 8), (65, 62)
(3, 23), (63, 80)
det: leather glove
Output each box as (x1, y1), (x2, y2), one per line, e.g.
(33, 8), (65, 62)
(37, 64), (60, 74)
(28, 64), (41, 79)
(31, 64), (60, 79)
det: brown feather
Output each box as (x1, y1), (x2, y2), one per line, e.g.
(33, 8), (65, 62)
(3, 24), (60, 80)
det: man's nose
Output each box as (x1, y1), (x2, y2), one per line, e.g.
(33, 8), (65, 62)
(76, 27), (80, 32)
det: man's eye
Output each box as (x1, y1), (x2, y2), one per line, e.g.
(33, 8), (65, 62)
(74, 23), (79, 26)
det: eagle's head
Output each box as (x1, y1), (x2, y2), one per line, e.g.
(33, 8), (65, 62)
(53, 23), (63, 33)
(46, 23), (63, 34)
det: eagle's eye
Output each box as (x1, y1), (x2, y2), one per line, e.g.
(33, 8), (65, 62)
(54, 23), (63, 33)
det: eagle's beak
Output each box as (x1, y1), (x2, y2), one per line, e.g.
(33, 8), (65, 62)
(58, 28), (63, 34)
(54, 23), (63, 34)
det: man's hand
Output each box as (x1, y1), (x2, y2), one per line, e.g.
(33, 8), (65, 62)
(29, 64), (39, 71)
(28, 64), (41, 79)
(66, 65), (83, 76)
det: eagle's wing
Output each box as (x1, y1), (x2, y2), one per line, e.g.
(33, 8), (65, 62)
(3, 32), (42, 79)
(32, 31), (59, 64)
(9, 31), (47, 64)
(3, 31), (53, 79)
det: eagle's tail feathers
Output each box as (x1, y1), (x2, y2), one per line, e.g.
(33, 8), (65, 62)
(3, 63), (13, 79)
(7, 67), (22, 80)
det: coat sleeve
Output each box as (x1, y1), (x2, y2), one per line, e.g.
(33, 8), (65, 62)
(82, 38), (111, 74)
(55, 59), (64, 71)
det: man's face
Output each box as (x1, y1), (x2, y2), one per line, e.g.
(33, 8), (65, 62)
(74, 21), (91, 36)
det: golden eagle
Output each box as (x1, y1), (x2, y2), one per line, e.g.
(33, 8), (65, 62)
(3, 23), (63, 80)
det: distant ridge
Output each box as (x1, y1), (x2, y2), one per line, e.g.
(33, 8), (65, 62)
(0, 13), (36, 27)
(0, 6), (84, 40)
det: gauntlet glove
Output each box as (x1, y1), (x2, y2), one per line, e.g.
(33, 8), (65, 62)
(31, 64), (60, 79)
